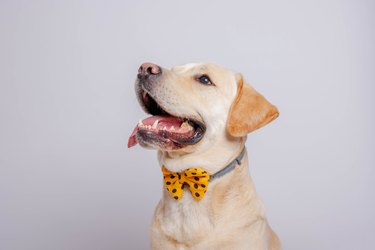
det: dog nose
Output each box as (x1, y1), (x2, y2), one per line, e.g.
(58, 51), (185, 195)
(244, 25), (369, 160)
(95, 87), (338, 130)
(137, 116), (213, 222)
(138, 63), (162, 79)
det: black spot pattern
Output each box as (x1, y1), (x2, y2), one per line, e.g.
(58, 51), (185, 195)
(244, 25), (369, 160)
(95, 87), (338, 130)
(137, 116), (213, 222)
(162, 165), (209, 201)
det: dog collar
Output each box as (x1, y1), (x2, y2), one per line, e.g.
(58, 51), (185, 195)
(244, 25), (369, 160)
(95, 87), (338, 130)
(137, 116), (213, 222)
(162, 147), (246, 201)
(210, 146), (246, 181)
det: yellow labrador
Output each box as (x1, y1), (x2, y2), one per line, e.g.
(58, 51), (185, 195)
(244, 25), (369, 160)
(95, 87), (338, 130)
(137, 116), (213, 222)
(128, 63), (281, 250)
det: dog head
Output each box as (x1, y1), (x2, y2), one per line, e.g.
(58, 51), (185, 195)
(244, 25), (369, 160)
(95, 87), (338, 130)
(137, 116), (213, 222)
(128, 62), (278, 153)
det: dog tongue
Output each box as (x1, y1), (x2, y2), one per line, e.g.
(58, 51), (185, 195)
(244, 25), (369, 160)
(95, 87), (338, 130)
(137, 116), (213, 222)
(127, 115), (184, 148)
(127, 126), (139, 148)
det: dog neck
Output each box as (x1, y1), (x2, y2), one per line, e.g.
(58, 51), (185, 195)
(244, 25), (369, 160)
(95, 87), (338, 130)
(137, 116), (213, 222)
(153, 138), (264, 246)
(158, 136), (246, 174)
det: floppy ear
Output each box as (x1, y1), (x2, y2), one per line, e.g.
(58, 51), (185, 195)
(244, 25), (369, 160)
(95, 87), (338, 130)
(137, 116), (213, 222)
(227, 75), (279, 137)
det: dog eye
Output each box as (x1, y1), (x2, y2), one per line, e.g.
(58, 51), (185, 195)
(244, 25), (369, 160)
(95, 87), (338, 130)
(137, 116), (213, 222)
(197, 75), (213, 85)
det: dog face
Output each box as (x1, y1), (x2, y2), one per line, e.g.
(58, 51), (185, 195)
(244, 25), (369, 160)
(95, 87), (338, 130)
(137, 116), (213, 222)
(128, 63), (278, 152)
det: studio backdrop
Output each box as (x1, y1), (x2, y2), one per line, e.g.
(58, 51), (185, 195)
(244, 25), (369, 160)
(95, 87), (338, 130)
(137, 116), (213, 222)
(0, 1), (374, 250)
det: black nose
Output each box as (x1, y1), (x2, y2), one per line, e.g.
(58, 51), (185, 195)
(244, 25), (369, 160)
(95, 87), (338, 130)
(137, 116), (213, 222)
(138, 62), (161, 79)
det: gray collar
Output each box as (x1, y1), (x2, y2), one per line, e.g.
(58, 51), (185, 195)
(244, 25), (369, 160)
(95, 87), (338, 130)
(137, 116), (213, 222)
(210, 147), (246, 181)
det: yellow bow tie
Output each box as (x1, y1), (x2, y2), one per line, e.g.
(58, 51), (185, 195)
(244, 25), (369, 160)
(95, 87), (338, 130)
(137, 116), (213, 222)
(162, 165), (210, 201)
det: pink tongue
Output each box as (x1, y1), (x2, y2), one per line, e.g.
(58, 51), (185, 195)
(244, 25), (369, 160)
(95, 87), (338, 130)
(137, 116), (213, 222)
(127, 126), (139, 148)
(127, 116), (183, 148)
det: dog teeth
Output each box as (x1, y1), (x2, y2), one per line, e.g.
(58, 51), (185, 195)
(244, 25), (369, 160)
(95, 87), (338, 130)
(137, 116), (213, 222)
(138, 120), (146, 128)
(152, 120), (159, 129)
(138, 120), (193, 131)
(181, 122), (189, 128)
(181, 121), (193, 130)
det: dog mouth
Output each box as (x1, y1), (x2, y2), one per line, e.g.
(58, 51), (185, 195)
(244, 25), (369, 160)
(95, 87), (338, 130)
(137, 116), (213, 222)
(128, 89), (206, 149)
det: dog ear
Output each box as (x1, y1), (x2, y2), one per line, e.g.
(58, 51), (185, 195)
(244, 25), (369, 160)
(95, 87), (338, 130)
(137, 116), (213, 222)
(227, 75), (279, 137)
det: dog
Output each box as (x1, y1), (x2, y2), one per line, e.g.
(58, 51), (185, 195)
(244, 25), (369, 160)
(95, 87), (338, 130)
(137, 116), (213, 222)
(128, 62), (281, 250)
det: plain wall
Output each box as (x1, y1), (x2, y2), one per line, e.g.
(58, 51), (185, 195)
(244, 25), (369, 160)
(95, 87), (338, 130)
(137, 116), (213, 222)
(1, 0), (374, 249)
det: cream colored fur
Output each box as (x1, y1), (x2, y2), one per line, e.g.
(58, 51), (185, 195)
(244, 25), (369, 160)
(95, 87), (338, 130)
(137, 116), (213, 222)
(137, 63), (280, 249)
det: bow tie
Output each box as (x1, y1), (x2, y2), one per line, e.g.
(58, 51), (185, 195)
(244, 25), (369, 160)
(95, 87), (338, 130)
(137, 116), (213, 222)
(162, 165), (210, 201)
(161, 147), (246, 201)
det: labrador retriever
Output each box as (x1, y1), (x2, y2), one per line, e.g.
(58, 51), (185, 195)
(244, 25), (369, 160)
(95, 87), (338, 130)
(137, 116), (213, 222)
(128, 62), (281, 250)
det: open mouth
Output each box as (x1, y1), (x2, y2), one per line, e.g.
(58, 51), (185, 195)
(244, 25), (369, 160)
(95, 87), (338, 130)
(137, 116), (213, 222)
(128, 90), (206, 149)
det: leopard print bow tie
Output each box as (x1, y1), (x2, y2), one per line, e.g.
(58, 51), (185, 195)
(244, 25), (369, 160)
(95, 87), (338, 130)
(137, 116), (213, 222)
(162, 165), (210, 201)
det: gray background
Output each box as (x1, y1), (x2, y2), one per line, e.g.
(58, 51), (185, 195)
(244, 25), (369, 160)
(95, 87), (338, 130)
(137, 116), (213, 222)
(1, 0), (374, 249)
